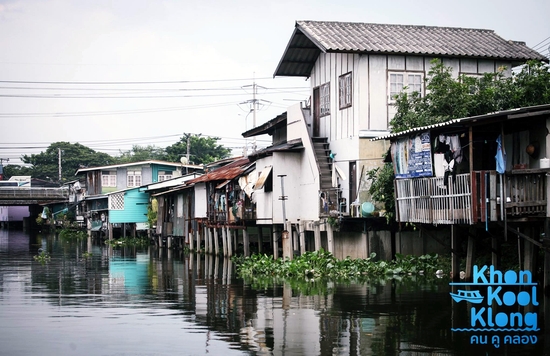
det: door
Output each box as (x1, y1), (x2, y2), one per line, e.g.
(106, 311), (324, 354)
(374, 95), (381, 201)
(313, 87), (320, 137)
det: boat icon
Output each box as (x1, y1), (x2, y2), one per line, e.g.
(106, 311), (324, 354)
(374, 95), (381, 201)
(450, 290), (484, 303)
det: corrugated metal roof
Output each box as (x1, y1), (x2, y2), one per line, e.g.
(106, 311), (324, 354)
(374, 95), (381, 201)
(371, 104), (550, 141)
(275, 21), (547, 77)
(186, 157), (253, 184)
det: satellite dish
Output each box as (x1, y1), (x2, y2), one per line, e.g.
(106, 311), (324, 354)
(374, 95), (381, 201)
(180, 157), (189, 165)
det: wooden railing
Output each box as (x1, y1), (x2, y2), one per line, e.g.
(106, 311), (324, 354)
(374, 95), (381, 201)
(395, 170), (548, 225)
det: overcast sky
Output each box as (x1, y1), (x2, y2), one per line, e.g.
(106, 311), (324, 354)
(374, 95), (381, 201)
(1, 0), (549, 165)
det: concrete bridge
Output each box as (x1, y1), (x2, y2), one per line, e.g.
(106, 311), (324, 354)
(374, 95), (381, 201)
(0, 187), (69, 205)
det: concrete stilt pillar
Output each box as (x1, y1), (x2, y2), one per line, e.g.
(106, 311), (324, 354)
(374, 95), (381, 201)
(226, 227), (233, 257)
(214, 228), (219, 255)
(222, 227), (228, 256)
(167, 236), (172, 249)
(299, 221), (306, 255)
(243, 229), (250, 257)
(326, 221), (334, 254)
(282, 221), (293, 260)
(258, 226), (263, 253)
(314, 223), (321, 252)
(207, 227), (213, 254)
(189, 231), (194, 251)
(273, 226), (279, 260)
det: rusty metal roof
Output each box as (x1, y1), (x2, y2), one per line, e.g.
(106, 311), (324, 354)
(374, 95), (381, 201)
(186, 157), (253, 184)
(275, 21), (547, 77)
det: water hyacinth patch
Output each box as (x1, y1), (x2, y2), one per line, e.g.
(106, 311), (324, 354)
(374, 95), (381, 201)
(232, 249), (448, 282)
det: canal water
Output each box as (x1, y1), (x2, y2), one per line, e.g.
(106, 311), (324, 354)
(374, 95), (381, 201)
(0, 229), (546, 356)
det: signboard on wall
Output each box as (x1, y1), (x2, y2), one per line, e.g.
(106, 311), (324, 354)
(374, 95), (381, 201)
(392, 131), (433, 178)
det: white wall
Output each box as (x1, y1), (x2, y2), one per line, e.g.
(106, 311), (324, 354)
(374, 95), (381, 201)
(253, 156), (273, 225)
(194, 183), (207, 218)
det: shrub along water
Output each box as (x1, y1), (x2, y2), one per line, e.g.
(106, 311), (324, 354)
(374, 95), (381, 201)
(232, 249), (448, 282)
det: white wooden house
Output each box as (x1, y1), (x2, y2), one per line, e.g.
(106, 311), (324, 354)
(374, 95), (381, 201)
(274, 21), (546, 214)
(244, 21), (546, 259)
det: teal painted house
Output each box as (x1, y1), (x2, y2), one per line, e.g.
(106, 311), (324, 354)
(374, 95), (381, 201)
(107, 187), (149, 226)
(77, 160), (203, 239)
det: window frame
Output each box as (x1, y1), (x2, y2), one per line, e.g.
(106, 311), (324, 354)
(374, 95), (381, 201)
(338, 72), (352, 109)
(319, 82), (330, 117)
(127, 170), (142, 187)
(101, 171), (117, 187)
(388, 71), (424, 102)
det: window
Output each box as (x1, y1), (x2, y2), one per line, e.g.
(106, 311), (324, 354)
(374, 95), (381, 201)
(102, 171), (116, 187)
(389, 72), (423, 101)
(127, 170), (142, 187)
(320, 83), (330, 116)
(158, 174), (172, 182)
(339, 72), (352, 109)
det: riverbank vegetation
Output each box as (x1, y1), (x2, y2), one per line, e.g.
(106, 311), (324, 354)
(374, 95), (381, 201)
(232, 249), (448, 282)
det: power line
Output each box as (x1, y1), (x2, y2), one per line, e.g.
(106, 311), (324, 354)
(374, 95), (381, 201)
(0, 77), (274, 85)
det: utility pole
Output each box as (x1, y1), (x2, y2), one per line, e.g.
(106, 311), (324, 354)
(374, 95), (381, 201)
(240, 75), (271, 154)
(58, 148), (62, 183)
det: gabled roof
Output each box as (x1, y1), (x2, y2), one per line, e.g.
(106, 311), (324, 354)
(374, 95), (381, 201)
(248, 138), (304, 159)
(242, 112), (287, 138)
(275, 21), (547, 77)
(75, 160), (185, 174)
(186, 157), (253, 184)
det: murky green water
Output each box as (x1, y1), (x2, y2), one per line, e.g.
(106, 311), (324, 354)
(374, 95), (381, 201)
(0, 229), (546, 355)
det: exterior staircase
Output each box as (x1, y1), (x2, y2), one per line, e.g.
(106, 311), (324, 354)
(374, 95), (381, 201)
(312, 137), (336, 215)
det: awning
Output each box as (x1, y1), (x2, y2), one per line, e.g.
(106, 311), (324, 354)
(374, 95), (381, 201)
(215, 180), (231, 189)
(254, 165), (273, 190)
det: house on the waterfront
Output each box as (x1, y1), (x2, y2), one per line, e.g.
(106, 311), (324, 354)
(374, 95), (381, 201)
(251, 20), (546, 260)
(76, 160), (201, 239)
(373, 104), (550, 284)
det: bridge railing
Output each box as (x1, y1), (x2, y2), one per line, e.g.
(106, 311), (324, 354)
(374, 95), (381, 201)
(0, 187), (69, 199)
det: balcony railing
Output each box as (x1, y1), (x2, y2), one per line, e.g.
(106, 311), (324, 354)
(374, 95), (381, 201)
(394, 169), (548, 225)
(395, 173), (472, 224)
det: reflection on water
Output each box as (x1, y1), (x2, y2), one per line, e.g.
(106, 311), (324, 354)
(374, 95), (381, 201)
(0, 229), (546, 356)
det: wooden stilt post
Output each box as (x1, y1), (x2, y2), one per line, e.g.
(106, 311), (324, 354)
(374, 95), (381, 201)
(243, 229), (250, 257)
(523, 226), (535, 273)
(204, 225), (209, 254)
(451, 225), (460, 281)
(465, 227), (476, 280)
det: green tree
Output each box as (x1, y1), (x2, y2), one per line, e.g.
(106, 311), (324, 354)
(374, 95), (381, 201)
(116, 145), (168, 163)
(164, 134), (231, 165)
(390, 59), (550, 133)
(21, 142), (115, 183)
(370, 59), (550, 223)
(1, 164), (33, 179)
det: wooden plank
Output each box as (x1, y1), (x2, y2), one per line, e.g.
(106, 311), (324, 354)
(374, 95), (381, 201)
(490, 171), (498, 221)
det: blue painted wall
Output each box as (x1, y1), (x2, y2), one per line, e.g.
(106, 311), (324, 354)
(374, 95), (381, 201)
(109, 188), (149, 223)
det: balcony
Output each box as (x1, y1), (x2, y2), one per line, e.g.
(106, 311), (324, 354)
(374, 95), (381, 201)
(394, 170), (548, 225)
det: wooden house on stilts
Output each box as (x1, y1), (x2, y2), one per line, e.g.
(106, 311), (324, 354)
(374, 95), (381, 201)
(373, 104), (550, 288)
